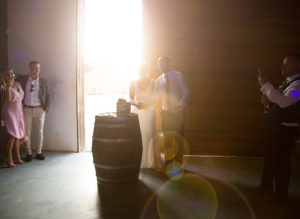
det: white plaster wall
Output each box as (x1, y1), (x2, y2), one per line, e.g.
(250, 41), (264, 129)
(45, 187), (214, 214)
(7, 0), (78, 151)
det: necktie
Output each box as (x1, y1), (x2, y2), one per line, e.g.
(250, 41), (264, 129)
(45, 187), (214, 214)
(165, 73), (171, 110)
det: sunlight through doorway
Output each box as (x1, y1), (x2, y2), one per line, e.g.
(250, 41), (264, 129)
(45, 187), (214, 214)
(84, 0), (142, 151)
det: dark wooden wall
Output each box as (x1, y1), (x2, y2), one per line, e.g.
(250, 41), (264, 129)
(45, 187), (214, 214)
(0, 0), (7, 71)
(143, 0), (300, 155)
(0, 0), (7, 155)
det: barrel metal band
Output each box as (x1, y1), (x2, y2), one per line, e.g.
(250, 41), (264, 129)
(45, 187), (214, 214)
(97, 175), (139, 183)
(92, 136), (135, 143)
(94, 123), (129, 128)
(94, 162), (139, 169)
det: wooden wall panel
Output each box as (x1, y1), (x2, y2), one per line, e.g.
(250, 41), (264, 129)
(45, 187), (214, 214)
(0, 0), (7, 71)
(143, 0), (300, 155)
(0, 0), (7, 155)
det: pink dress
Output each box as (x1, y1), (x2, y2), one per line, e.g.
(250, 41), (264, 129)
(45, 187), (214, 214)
(1, 83), (26, 139)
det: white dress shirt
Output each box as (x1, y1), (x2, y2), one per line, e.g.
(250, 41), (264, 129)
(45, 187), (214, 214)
(154, 70), (189, 111)
(23, 76), (41, 106)
(261, 72), (300, 127)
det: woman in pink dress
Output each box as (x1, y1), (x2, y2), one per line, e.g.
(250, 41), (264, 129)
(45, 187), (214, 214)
(1, 67), (26, 167)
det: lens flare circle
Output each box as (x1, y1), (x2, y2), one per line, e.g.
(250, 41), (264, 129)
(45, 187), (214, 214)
(166, 162), (184, 180)
(157, 174), (218, 219)
(211, 176), (256, 219)
(152, 131), (190, 167)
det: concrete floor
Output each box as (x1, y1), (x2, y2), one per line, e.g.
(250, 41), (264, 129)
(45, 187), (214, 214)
(0, 152), (300, 219)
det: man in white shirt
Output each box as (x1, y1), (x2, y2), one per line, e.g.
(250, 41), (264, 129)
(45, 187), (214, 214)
(18, 61), (49, 162)
(258, 53), (300, 202)
(155, 56), (189, 165)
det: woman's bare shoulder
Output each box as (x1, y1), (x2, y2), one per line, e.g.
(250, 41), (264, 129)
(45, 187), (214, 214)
(130, 80), (138, 86)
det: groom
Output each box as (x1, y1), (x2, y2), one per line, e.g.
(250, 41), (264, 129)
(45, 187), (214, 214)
(154, 56), (189, 165)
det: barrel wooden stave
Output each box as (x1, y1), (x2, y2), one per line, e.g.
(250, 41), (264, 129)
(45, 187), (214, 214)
(92, 113), (142, 184)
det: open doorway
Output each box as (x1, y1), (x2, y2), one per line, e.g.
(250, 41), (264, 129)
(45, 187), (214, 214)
(83, 0), (142, 151)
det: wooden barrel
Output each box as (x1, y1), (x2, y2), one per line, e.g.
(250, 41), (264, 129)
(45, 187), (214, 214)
(92, 112), (142, 184)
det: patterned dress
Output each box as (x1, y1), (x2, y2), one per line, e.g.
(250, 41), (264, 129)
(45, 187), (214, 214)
(1, 83), (26, 139)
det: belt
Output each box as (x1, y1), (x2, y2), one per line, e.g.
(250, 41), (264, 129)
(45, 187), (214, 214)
(24, 105), (41, 108)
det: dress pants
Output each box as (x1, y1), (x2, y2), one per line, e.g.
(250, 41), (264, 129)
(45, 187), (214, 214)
(24, 107), (45, 154)
(161, 110), (185, 164)
(261, 124), (297, 194)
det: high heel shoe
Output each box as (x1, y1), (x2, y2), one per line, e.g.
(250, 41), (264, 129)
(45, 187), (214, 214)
(15, 159), (24, 164)
(14, 154), (24, 164)
(6, 160), (16, 168)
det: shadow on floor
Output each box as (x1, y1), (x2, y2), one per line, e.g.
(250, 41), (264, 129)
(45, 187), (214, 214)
(97, 180), (156, 219)
(1, 152), (300, 219)
(237, 183), (300, 219)
(97, 168), (257, 219)
(97, 169), (167, 219)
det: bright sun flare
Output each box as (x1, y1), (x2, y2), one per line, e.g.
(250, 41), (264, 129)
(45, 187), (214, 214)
(84, 0), (142, 94)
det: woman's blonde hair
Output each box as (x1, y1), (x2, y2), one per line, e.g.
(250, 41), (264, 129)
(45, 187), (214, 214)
(0, 67), (13, 89)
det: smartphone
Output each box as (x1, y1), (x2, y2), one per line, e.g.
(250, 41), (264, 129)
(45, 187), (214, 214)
(8, 75), (15, 85)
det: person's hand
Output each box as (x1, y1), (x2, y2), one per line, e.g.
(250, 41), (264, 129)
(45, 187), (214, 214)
(5, 78), (13, 88)
(0, 120), (4, 127)
(130, 99), (136, 105)
(260, 94), (269, 106)
(168, 105), (182, 113)
(258, 75), (268, 86)
(136, 103), (147, 110)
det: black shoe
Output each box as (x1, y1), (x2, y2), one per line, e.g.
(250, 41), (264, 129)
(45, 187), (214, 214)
(25, 154), (33, 162)
(36, 153), (45, 160)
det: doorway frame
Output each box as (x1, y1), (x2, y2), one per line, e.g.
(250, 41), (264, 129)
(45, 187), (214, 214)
(76, 0), (85, 152)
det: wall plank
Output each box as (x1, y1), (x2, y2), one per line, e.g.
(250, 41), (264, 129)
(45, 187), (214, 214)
(0, 0), (7, 70)
(0, 0), (7, 155)
(7, 0), (78, 151)
(143, 0), (300, 155)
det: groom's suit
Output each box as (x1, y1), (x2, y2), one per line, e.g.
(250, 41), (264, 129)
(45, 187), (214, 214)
(155, 70), (189, 164)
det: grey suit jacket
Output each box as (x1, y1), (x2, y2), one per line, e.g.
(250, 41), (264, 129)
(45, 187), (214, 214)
(17, 75), (50, 111)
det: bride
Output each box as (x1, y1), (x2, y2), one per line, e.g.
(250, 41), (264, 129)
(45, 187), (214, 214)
(129, 63), (163, 169)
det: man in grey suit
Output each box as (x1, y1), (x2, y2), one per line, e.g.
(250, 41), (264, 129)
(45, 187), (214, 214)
(18, 61), (49, 162)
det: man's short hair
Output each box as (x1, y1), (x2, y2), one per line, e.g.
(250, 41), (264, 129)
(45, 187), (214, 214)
(158, 56), (170, 64)
(285, 53), (300, 62)
(29, 61), (40, 67)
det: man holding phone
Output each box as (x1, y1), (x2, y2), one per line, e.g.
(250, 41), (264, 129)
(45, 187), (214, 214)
(257, 53), (300, 202)
(18, 61), (50, 162)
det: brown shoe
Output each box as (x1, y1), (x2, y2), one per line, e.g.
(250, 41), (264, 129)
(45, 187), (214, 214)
(15, 159), (24, 164)
(5, 159), (16, 168)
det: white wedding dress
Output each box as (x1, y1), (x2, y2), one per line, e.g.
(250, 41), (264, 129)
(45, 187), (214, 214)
(132, 80), (162, 168)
